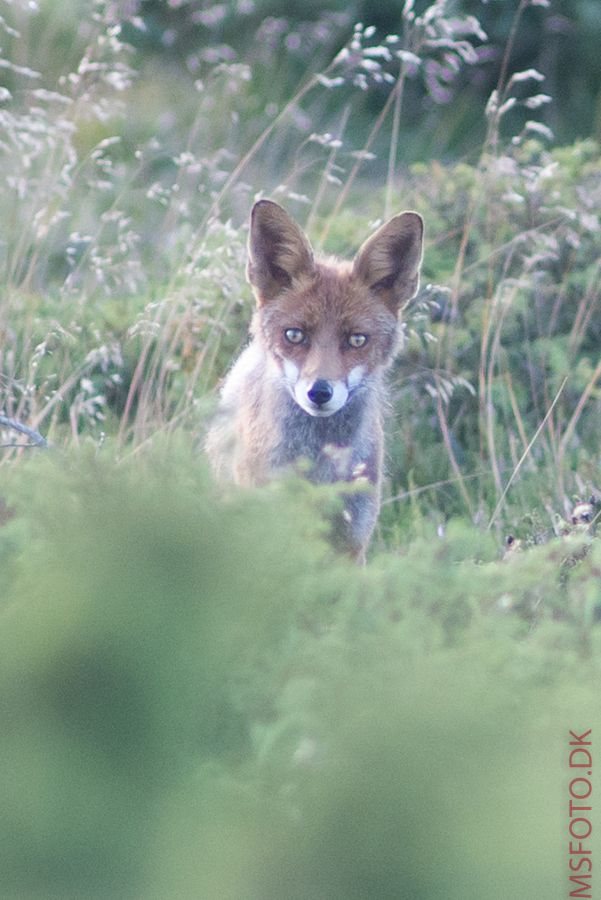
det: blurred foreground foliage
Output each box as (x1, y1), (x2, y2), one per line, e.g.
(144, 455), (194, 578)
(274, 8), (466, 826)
(0, 445), (600, 898)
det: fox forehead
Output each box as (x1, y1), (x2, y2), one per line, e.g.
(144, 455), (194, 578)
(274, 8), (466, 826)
(256, 261), (398, 335)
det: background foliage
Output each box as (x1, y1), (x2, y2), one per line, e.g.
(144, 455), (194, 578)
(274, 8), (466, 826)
(1, 1), (600, 897)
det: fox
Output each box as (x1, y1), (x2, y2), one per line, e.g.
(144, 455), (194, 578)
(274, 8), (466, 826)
(205, 199), (424, 562)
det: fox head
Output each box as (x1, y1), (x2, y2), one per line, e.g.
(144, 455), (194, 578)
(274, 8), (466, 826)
(247, 199), (423, 417)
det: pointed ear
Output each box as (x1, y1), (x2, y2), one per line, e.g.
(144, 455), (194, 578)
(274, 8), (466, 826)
(247, 200), (314, 303)
(353, 212), (424, 311)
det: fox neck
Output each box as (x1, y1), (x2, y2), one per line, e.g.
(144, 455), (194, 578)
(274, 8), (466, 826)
(270, 371), (382, 480)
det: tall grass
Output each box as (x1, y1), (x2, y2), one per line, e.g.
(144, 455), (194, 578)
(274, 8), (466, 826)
(0, 0), (600, 536)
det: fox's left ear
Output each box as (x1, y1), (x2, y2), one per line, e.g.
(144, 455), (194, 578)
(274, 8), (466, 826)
(353, 212), (424, 311)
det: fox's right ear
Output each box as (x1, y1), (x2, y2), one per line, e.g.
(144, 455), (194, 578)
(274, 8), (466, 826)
(354, 211), (424, 311)
(247, 200), (314, 303)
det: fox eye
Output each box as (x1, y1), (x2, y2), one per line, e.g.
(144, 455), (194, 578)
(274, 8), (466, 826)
(284, 328), (306, 344)
(348, 333), (368, 348)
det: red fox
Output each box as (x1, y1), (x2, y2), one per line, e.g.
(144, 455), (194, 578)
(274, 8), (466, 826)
(206, 199), (424, 561)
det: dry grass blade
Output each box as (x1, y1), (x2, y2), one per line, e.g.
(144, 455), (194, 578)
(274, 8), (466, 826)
(382, 467), (507, 505)
(435, 386), (474, 517)
(318, 84), (400, 247)
(487, 376), (568, 531)
(558, 356), (601, 460)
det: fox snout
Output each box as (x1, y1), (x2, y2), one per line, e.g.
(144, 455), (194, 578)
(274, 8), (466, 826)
(307, 379), (333, 407)
(282, 360), (365, 417)
(295, 373), (347, 417)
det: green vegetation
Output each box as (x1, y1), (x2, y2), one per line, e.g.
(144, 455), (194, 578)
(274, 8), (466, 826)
(1, 2), (600, 897)
(1, 450), (600, 898)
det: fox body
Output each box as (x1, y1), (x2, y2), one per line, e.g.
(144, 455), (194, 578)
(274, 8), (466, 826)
(206, 200), (423, 560)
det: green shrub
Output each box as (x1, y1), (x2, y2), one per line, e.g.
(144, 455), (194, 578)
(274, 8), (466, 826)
(0, 448), (599, 898)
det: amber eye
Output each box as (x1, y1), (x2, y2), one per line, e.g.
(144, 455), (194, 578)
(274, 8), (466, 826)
(348, 333), (368, 348)
(285, 328), (305, 344)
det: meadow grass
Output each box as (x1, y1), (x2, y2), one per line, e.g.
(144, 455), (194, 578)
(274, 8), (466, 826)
(1, 3), (601, 897)
(1, 1), (600, 533)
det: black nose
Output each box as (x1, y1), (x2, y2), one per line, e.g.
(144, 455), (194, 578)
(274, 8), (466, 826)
(307, 379), (333, 407)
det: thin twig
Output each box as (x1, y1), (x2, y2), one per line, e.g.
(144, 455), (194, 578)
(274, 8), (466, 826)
(384, 65), (408, 220)
(319, 82), (401, 246)
(382, 466), (507, 505)
(559, 356), (601, 458)
(486, 376), (568, 531)
(496, 0), (530, 98)
(307, 104), (350, 241)
(0, 415), (48, 449)
(435, 384), (474, 517)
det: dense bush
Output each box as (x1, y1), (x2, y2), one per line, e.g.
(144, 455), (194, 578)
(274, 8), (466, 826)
(0, 449), (599, 898)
